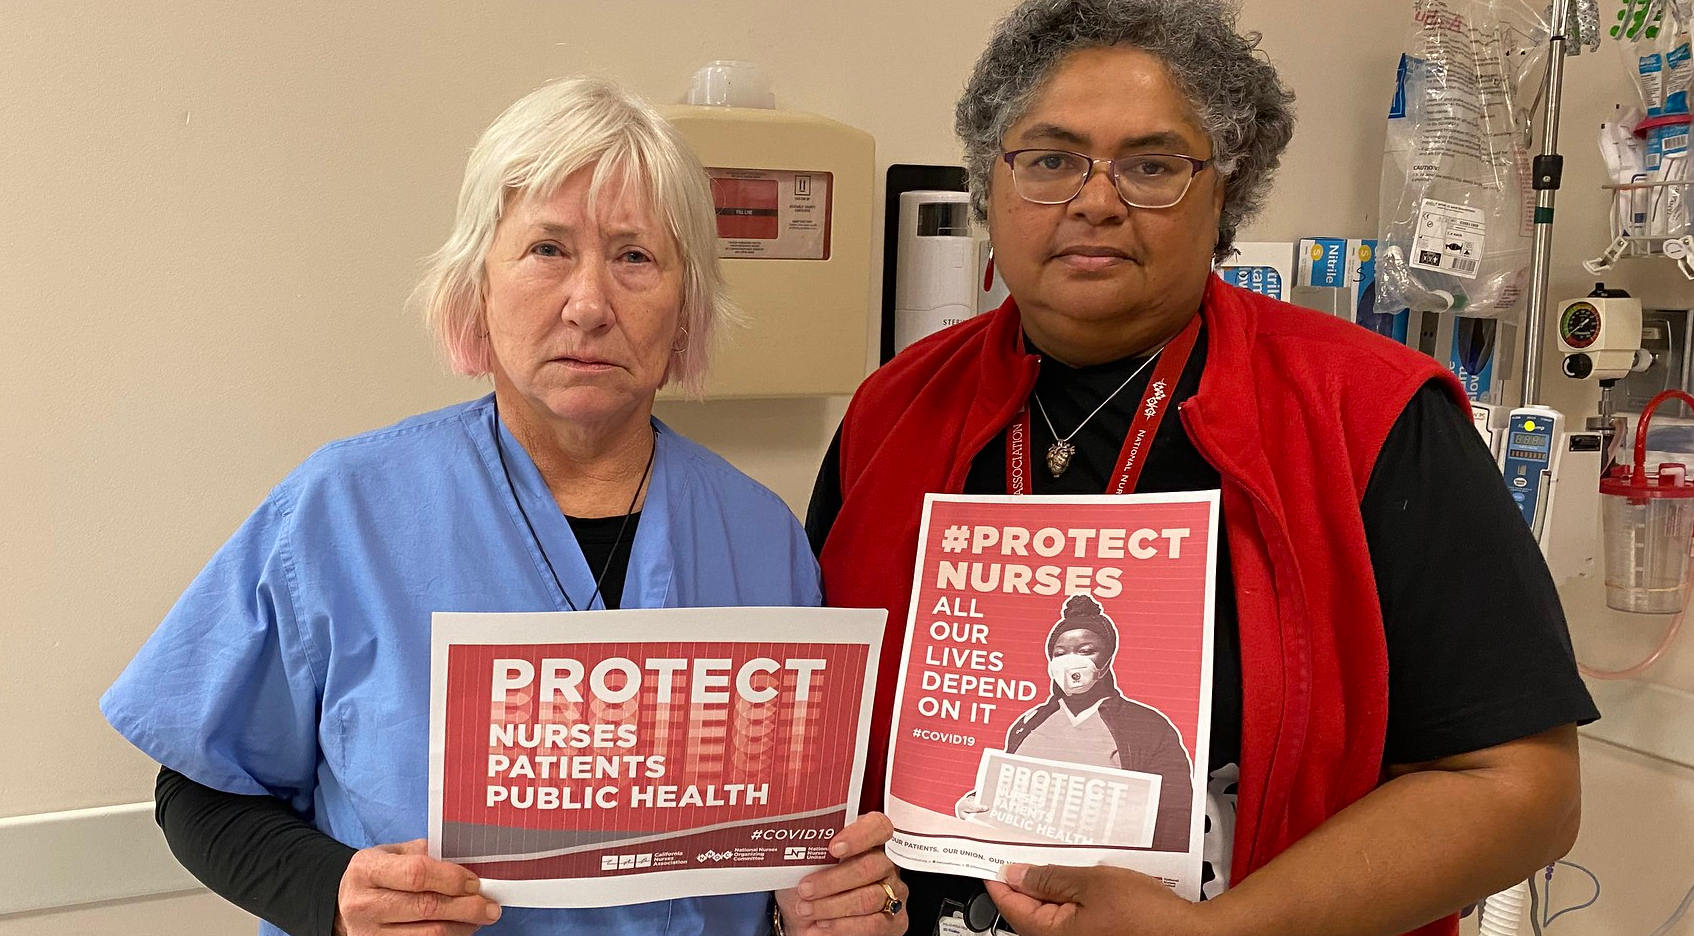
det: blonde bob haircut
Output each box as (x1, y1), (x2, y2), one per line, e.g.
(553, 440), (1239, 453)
(415, 76), (735, 396)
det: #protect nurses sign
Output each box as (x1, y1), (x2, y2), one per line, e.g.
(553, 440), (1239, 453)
(884, 493), (1217, 899)
(429, 607), (884, 907)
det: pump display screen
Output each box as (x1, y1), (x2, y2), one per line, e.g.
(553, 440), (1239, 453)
(1510, 431), (1547, 448)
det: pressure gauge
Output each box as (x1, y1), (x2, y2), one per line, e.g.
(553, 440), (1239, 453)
(1559, 301), (1601, 349)
(1554, 286), (1642, 383)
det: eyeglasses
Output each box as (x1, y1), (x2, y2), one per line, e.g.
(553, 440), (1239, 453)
(1001, 148), (1211, 209)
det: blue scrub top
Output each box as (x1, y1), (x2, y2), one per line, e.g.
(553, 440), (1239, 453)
(102, 395), (820, 936)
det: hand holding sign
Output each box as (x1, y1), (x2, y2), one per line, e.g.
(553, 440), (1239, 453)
(985, 863), (1206, 936)
(335, 839), (500, 936)
(776, 813), (909, 935)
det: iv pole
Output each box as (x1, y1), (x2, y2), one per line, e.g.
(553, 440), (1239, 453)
(1478, 6), (1599, 934)
(1519, 0), (1572, 407)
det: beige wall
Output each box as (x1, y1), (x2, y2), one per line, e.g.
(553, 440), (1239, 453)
(2, 1), (1689, 934)
(0, 892), (254, 936)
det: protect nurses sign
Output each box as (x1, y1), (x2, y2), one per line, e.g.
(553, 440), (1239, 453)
(429, 607), (884, 907)
(885, 493), (1217, 899)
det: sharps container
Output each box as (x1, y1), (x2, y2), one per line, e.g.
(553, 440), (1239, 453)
(1601, 390), (1694, 613)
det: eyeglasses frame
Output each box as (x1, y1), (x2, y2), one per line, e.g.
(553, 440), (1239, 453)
(1000, 148), (1212, 209)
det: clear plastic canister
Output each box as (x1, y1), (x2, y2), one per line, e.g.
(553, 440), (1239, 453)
(1600, 462), (1694, 613)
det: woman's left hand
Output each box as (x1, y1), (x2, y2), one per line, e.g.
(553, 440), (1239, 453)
(775, 812), (908, 934)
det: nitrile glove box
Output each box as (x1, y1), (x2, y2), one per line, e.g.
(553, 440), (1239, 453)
(1216, 242), (1292, 302)
(1300, 237), (1350, 288)
(1291, 237), (1350, 317)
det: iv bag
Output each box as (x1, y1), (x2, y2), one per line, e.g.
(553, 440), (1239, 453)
(1374, 0), (1549, 322)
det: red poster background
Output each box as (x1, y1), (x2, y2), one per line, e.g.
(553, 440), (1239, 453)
(443, 640), (868, 878)
(889, 499), (1211, 816)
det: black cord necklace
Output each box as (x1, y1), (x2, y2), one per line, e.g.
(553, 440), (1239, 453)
(491, 399), (657, 612)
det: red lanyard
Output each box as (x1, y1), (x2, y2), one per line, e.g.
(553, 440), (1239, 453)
(1006, 315), (1200, 496)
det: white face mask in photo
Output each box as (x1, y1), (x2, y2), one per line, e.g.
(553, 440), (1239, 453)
(1048, 654), (1100, 695)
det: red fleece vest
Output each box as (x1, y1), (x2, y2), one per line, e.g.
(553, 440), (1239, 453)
(822, 276), (1467, 936)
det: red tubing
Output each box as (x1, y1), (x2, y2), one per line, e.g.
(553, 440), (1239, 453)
(1579, 610), (1684, 679)
(1630, 390), (1694, 485)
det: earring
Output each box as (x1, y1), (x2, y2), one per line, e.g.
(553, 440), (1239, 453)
(671, 326), (689, 353)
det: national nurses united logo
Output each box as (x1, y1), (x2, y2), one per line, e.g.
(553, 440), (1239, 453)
(1143, 379), (1168, 419)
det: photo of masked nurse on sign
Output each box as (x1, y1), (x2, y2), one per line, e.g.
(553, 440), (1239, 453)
(884, 492), (1217, 899)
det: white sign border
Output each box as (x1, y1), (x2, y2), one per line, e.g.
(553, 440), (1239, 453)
(428, 605), (886, 907)
(884, 491), (1220, 900)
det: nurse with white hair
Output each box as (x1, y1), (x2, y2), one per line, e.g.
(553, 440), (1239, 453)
(102, 76), (907, 936)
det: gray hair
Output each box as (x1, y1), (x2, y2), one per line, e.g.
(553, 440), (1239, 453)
(414, 76), (736, 396)
(956, 0), (1295, 261)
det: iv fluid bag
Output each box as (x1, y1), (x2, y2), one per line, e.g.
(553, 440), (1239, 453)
(1375, 0), (1547, 322)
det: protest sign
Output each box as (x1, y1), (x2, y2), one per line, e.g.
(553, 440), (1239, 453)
(885, 493), (1217, 899)
(430, 606), (884, 907)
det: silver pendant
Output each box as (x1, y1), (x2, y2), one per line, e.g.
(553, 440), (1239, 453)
(1046, 440), (1076, 478)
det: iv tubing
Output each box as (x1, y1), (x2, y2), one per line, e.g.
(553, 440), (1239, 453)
(1543, 860), (1601, 928)
(1528, 874), (1546, 936)
(1649, 878), (1694, 936)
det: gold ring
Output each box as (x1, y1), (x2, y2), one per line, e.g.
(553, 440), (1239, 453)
(879, 881), (904, 916)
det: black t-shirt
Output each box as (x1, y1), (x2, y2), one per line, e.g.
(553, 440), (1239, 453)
(566, 511), (640, 610)
(152, 512), (639, 936)
(806, 328), (1598, 933)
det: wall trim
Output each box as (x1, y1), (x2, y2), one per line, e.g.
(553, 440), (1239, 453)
(0, 802), (202, 916)
(1581, 676), (1694, 772)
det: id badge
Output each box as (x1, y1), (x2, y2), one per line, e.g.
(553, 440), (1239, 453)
(936, 915), (972, 936)
(936, 912), (1015, 936)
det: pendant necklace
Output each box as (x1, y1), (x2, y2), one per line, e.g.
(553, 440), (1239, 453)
(1008, 316), (1202, 495)
(1032, 347), (1165, 479)
(492, 399), (656, 612)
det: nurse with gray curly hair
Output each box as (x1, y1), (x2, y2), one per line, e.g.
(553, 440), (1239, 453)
(809, 1), (1597, 935)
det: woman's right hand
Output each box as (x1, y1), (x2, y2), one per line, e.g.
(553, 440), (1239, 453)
(334, 839), (502, 936)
